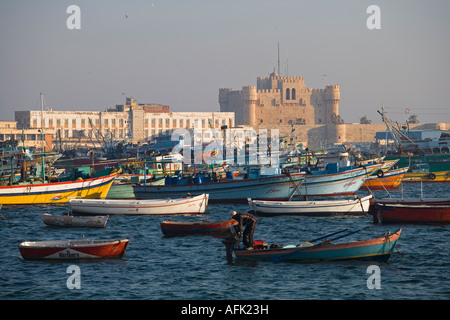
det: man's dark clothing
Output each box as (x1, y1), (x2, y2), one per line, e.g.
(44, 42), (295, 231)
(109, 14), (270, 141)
(232, 212), (258, 248)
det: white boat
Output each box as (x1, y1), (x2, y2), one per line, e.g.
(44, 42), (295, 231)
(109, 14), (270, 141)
(69, 193), (209, 215)
(248, 195), (372, 216)
(41, 213), (109, 228)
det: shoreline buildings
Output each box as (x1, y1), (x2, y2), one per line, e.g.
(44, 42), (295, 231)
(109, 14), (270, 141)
(4, 72), (449, 152)
(14, 98), (235, 149)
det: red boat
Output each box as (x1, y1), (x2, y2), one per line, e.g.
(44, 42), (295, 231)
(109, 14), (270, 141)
(160, 219), (238, 238)
(19, 238), (130, 260)
(371, 198), (450, 224)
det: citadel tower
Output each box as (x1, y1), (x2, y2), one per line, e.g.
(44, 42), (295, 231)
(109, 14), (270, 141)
(219, 72), (340, 127)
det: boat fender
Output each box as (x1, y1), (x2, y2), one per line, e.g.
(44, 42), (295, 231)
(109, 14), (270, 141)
(298, 241), (313, 248)
(428, 173), (436, 180)
(377, 170), (384, 178)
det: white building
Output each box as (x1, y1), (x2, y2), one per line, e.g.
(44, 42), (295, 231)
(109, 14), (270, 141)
(15, 98), (235, 146)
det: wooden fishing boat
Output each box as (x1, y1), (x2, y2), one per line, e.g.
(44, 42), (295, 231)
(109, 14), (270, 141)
(132, 164), (380, 203)
(291, 164), (382, 198)
(133, 172), (306, 203)
(360, 167), (408, 191)
(402, 170), (450, 183)
(372, 197), (450, 206)
(0, 172), (118, 205)
(232, 228), (402, 262)
(371, 198), (450, 224)
(247, 195), (372, 217)
(18, 238), (130, 260)
(41, 213), (109, 228)
(69, 193), (209, 215)
(106, 177), (165, 199)
(160, 219), (238, 238)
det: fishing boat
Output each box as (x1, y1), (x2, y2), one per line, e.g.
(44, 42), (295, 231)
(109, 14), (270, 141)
(289, 163), (381, 198)
(0, 171), (118, 205)
(232, 228), (402, 262)
(160, 219), (238, 238)
(247, 195), (372, 217)
(371, 197), (450, 224)
(132, 163), (380, 203)
(372, 197), (450, 206)
(18, 238), (130, 260)
(377, 109), (450, 173)
(360, 167), (408, 191)
(69, 193), (209, 215)
(107, 177), (165, 199)
(41, 213), (109, 228)
(133, 171), (307, 203)
(402, 169), (450, 183)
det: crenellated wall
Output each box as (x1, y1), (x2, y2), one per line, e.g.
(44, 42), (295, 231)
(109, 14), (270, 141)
(219, 72), (340, 127)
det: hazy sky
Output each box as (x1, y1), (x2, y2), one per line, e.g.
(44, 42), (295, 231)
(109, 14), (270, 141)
(1, 0), (449, 125)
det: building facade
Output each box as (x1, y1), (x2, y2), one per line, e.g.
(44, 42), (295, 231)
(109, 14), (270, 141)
(14, 98), (235, 147)
(0, 120), (53, 152)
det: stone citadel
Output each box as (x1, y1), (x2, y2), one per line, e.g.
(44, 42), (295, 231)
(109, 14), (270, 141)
(219, 72), (448, 149)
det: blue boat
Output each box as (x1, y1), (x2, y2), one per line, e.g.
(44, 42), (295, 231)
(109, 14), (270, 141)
(133, 171), (306, 203)
(233, 228), (402, 262)
(132, 163), (381, 203)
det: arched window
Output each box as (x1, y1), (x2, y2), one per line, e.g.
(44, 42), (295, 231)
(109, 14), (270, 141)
(291, 88), (296, 100)
(286, 88), (290, 100)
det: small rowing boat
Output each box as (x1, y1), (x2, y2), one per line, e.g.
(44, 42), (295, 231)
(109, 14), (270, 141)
(232, 228), (401, 262)
(160, 219), (238, 238)
(69, 194), (209, 215)
(41, 213), (109, 228)
(18, 238), (130, 260)
(247, 195), (372, 216)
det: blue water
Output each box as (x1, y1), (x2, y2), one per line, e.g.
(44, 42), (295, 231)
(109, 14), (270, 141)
(0, 183), (449, 302)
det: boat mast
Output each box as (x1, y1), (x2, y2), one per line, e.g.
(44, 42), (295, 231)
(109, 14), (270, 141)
(40, 93), (45, 153)
(40, 93), (45, 181)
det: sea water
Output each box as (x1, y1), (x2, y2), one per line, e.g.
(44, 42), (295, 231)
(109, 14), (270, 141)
(0, 183), (448, 303)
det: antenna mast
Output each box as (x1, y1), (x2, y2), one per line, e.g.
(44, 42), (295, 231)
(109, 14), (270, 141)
(277, 42), (280, 75)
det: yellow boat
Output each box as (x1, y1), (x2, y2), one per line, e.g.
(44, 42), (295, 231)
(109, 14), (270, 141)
(0, 172), (118, 205)
(403, 170), (450, 183)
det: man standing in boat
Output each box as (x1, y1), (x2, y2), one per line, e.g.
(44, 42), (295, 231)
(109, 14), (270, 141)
(230, 211), (258, 249)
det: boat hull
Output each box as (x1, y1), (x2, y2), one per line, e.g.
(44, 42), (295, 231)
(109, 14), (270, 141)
(372, 203), (450, 224)
(403, 170), (450, 183)
(41, 214), (109, 228)
(133, 173), (306, 203)
(160, 219), (238, 238)
(132, 165), (376, 203)
(290, 164), (381, 198)
(0, 173), (117, 205)
(360, 167), (408, 191)
(107, 178), (165, 199)
(18, 238), (129, 260)
(69, 194), (209, 215)
(248, 195), (372, 217)
(234, 229), (401, 262)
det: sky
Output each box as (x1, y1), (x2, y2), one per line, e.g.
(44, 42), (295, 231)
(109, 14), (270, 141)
(1, 0), (449, 125)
